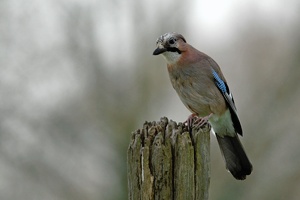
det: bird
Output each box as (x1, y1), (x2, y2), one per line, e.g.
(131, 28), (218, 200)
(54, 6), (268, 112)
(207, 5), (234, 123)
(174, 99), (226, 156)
(153, 32), (252, 180)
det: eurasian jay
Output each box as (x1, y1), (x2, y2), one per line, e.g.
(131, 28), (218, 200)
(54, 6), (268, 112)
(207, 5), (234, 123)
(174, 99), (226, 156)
(153, 32), (252, 180)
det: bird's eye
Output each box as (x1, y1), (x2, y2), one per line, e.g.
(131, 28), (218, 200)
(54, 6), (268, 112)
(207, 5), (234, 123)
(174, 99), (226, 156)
(169, 38), (176, 45)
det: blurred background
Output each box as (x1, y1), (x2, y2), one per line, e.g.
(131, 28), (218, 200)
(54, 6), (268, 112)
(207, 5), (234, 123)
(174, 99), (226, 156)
(1, 0), (300, 199)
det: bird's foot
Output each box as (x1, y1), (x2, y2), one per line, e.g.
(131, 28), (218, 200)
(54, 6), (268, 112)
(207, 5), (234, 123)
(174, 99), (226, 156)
(184, 113), (212, 130)
(184, 113), (198, 130)
(193, 113), (212, 128)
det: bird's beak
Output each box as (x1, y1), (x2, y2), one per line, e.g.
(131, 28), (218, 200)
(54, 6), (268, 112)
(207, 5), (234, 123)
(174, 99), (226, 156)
(153, 47), (167, 55)
(153, 43), (167, 55)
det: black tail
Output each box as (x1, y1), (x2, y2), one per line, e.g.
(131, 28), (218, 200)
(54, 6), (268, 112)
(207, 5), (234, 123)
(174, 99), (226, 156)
(216, 135), (252, 180)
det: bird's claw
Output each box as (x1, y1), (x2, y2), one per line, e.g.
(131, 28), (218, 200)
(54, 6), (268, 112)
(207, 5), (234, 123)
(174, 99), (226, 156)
(184, 113), (212, 130)
(184, 113), (197, 130)
(184, 113), (198, 130)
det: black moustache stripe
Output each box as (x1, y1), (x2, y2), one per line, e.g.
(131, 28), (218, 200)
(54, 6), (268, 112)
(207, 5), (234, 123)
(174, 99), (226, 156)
(167, 47), (181, 54)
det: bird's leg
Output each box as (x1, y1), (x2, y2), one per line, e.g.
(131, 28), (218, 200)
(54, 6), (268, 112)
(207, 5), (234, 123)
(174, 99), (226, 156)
(184, 113), (198, 130)
(193, 113), (213, 128)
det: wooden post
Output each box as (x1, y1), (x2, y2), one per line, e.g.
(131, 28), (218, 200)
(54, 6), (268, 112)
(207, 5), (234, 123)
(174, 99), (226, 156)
(127, 117), (211, 200)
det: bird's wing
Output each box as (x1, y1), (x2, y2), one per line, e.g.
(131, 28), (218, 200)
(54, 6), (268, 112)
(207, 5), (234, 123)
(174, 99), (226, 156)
(211, 68), (243, 136)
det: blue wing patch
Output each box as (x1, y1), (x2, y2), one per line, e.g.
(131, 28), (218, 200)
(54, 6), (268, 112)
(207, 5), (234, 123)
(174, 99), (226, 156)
(211, 68), (243, 135)
(212, 69), (227, 93)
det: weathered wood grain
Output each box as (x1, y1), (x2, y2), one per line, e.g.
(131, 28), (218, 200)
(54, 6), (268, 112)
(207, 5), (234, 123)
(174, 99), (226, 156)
(127, 117), (211, 200)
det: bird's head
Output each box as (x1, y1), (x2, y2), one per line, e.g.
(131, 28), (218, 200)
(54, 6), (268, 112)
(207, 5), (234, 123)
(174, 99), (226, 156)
(153, 32), (187, 64)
